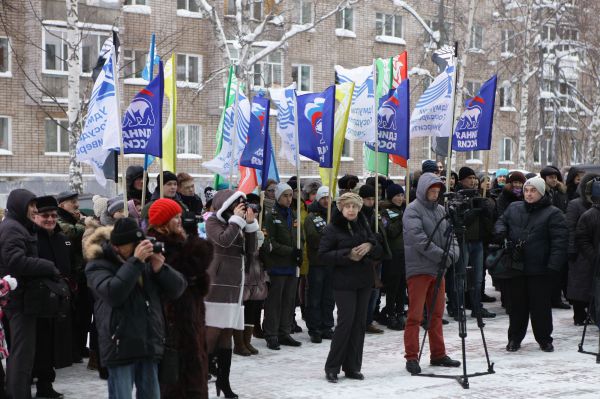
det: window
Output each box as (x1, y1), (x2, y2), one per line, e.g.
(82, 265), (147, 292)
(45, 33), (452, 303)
(177, 0), (199, 12)
(253, 51), (282, 88)
(499, 83), (514, 108)
(82, 32), (110, 74)
(44, 28), (68, 73)
(376, 13), (403, 38)
(176, 54), (201, 84)
(465, 81), (481, 97)
(499, 137), (512, 162)
(336, 7), (354, 31)
(0, 37), (10, 74)
(469, 24), (483, 49)
(341, 139), (353, 159)
(225, 0), (236, 15)
(125, 0), (146, 4)
(467, 150), (481, 161)
(248, 0), (263, 20)
(425, 20), (452, 43)
(501, 30), (515, 54)
(423, 136), (432, 160)
(45, 119), (69, 154)
(177, 124), (201, 156)
(298, 0), (314, 24)
(0, 116), (10, 152)
(542, 25), (556, 42)
(291, 64), (312, 91)
(558, 81), (576, 109)
(534, 138), (552, 164)
(123, 49), (146, 79)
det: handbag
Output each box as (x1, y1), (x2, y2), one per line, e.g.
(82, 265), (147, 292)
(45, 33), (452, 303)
(485, 245), (520, 279)
(23, 277), (71, 318)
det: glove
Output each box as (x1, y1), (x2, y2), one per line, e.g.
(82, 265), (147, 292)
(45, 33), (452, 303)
(3, 275), (17, 291)
(293, 248), (303, 266)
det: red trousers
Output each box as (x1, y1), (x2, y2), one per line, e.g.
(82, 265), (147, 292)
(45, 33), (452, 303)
(403, 275), (446, 361)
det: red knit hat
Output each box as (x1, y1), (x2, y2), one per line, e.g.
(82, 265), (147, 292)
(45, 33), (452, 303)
(148, 198), (182, 226)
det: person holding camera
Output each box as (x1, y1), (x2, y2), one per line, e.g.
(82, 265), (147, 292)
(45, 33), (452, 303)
(84, 217), (187, 399)
(319, 192), (383, 383)
(205, 189), (260, 398)
(494, 177), (568, 352)
(262, 183), (304, 350)
(145, 198), (213, 398)
(402, 173), (460, 375)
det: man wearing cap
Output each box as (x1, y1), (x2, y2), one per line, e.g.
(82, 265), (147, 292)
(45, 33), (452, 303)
(85, 217), (187, 398)
(262, 183), (304, 349)
(494, 176), (567, 352)
(0, 190), (61, 398)
(56, 191), (90, 364)
(304, 186), (334, 343)
(141, 171), (188, 228)
(403, 173), (460, 375)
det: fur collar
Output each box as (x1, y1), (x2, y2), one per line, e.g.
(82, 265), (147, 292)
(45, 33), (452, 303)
(83, 225), (113, 261)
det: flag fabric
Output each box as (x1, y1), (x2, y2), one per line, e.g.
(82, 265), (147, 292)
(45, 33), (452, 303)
(390, 51), (409, 167)
(319, 82), (354, 190)
(270, 84), (298, 166)
(240, 95), (270, 170)
(257, 132), (280, 190)
(367, 79), (410, 158)
(335, 65), (376, 142)
(297, 85), (336, 168)
(209, 66), (234, 189)
(452, 75), (497, 152)
(237, 166), (258, 194)
(364, 147), (389, 175)
(161, 55), (177, 171)
(142, 33), (160, 82)
(76, 44), (120, 186)
(122, 61), (164, 157)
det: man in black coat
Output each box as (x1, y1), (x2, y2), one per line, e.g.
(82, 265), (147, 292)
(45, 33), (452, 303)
(85, 218), (187, 398)
(126, 165), (151, 203)
(0, 190), (61, 399)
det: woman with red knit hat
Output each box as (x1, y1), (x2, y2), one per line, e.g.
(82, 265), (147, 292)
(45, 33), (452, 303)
(146, 198), (213, 399)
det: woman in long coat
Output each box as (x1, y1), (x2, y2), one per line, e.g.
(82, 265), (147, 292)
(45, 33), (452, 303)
(205, 190), (259, 398)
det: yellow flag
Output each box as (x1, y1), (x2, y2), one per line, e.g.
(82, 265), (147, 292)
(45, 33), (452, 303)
(319, 82), (354, 193)
(162, 54), (177, 172)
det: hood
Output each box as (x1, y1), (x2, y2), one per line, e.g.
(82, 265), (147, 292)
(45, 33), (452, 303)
(100, 210), (117, 226)
(416, 173), (444, 207)
(566, 166), (584, 188)
(83, 224), (113, 261)
(581, 173), (600, 204)
(307, 199), (327, 216)
(126, 166), (144, 189)
(5, 189), (36, 227)
(213, 190), (246, 223)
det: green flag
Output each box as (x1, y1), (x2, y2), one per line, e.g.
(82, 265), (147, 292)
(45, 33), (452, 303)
(213, 66), (236, 189)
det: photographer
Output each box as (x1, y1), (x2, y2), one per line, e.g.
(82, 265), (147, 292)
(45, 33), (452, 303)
(493, 177), (567, 353)
(85, 217), (187, 399)
(446, 167), (496, 320)
(402, 173), (460, 375)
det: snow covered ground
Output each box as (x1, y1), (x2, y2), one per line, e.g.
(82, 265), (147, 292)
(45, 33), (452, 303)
(52, 282), (600, 398)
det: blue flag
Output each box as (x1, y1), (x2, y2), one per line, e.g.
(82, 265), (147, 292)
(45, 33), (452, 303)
(452, 75), (497, 151)
(367, 79), (410, 159)
(142, 33), (160, 82)
(240, 95), (270, 170)
(122, 61), (164, 157)
(257, 132), (279, 190)
(297, 85), (336, 168)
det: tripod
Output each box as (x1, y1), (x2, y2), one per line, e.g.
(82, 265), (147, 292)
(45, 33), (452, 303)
(577, 298), (600, 364)
(414, 214), (494, 389)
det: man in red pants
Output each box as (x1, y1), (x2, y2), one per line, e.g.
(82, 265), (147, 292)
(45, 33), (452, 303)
(402, 172), (461, 374)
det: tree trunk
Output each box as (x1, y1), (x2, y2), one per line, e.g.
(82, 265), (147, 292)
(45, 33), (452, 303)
(517, 6), (533, 169)
(66, 0), (82, 193)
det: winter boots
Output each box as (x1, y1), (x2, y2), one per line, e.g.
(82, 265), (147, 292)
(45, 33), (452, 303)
(233, 326), (259, 356)
(244, 326), (259, 355)
(215, 348), (238, 399)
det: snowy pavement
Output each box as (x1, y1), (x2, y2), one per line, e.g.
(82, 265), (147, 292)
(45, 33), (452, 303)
(52, 284), (600, 398)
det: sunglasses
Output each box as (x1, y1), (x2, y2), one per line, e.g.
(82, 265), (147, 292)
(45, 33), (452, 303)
(39, 213), (58, 219)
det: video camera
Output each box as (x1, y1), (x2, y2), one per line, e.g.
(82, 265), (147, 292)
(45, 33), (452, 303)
(443, 189), (485, 228)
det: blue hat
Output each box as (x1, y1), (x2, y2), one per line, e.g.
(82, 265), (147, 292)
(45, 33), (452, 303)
(496, 168), (509, 178)
(386, 184), (405, 200)
(422, 160), (438, 174)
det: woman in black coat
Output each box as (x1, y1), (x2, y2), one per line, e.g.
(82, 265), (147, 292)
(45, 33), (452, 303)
(494, 177), (568, 353)
(318, 193), (382, 383)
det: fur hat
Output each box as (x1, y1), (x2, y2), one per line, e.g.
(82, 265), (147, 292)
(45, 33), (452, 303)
(507, 171), (527, 184)
(524, 176), (546, 196)
(338, 175), (359, 190)
(336, 192), (363, 212)
(110, 217), (145, 245)
(36, 196), (59, 213)
(358, 184), (376, 199)
(540, 166), (563, 182)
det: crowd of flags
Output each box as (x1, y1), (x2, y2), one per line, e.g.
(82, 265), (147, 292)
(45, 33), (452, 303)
(76, 32), (499, 194)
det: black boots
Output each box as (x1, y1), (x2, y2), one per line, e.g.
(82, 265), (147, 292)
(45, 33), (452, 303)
(387, 313), (406, 331)
(216, 348), (238, 398)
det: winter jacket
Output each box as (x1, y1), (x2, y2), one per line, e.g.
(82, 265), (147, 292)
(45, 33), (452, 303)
(574, 205), (600, 302)
(403, 173), (459, 280)
(84, 226), (187, 367)
(179, 193), (204, 217)
(0, 189), (59, 312)
(304, 201), (329, 267)
(566, 173), (600, 301)
(546, 182), (568, 213)
(146, 229), (212, 399)
(566, 166), (584, 201)
(262, 203), (303, 275)
(318, 211), (383, 290)
(381, 200), (405, 257)
(454, 183), (494, 243)
(126, 165), (151, 203)
(37, 225), (72, 278)
(57, 207), (85, 280)
(494, 195), (568, 276)
(495, 184), (523, 219)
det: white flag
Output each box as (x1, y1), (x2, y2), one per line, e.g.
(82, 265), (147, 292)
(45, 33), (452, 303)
(270, 84), (298, 167)
(76, 46), (120, 186)
(409, 65), (455, 138)
(334, 65), (375, 142)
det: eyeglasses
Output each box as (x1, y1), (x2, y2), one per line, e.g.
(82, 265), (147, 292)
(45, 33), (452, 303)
(39, 214), (58, 219)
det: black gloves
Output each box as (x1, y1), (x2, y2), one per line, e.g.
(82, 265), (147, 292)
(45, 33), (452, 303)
(294, 248), (303, 266)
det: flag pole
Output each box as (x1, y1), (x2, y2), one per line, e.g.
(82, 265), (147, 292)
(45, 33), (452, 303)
(113, 45), (129, 217)
(259, 190), (265, 228)
(170, 53), (177, 173)
(406, 162), (411, 203)
(327, 166), (333, 223)
(372, 59), (379, 232)
(292, 85), (301, 278)
(446, 42), (460, 194)
(482, 151), (490, 197)
(141, 33), (155, 210)
(229, 69), (241, 190)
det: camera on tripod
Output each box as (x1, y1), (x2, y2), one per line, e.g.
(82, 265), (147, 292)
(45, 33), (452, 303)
(444, 189), (483, 228)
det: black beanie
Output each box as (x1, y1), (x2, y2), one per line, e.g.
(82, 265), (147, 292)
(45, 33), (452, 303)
(157, 171), (177, 186)
(386, 183), (405, 199)
(458, 167), (476, 181)
(110, 217), (145, 246)
(359, 184), (376, 198)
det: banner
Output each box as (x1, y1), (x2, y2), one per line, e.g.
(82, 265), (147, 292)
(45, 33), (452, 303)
(335, 65), (375, 142)
(319, 82), (354, 190)
(410, 65), (455, 138)
(240, 95), (270, 170)
(122, 61), (164, 157)
(76, 45), (120, 186)
(452, 75), (497, 151)
(297, 85), (336, 168)
(270, 84), (297, 166)
(162, 55), (177, 171)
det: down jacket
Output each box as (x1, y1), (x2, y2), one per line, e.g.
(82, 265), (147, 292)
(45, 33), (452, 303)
(403, 173), (458, 280)
(494, 195), (568, 276)
(84, 226), (187, 367)
(574, 204), (600, 303)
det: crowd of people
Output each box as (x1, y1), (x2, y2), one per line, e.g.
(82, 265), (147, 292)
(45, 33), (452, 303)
(0, 160), (598, 398)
